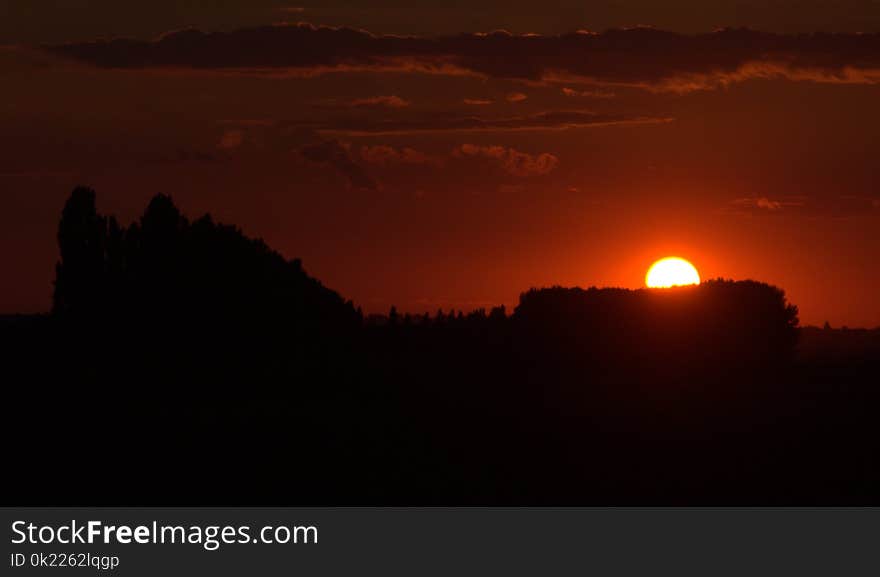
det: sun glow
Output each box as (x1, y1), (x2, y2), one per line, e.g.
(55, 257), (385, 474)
(645, 257), (701, 288)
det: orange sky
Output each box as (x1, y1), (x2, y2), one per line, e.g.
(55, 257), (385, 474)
(2, 5), (879, 326)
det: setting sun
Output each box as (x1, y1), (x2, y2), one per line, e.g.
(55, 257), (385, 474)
(645, 257), (701, 288)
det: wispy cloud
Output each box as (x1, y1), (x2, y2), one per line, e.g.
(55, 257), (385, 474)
(453, 144), (558, 176)
(217, 129), (244, 150)
(313, 110), (672, 136)
(561, 87), (615, 98)
(729, 196), (804, 213)
(314, 95), (411, 109)
(299, 140), (377, 190)
(727, 195), (880, 217)
(349, 95), (410, 108)
(359, 145), (442, 166)
(294, 139), (562, 191)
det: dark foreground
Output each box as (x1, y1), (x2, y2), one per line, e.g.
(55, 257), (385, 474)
(3, 188), (879, 505)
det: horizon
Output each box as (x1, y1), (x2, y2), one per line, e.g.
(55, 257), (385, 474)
(8, 186), (877, 330)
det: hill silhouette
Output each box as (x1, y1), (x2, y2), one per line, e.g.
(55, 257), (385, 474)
(3, 187), (879, 504)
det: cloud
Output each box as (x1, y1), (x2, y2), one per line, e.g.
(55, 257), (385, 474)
(297, 140), (558, 190)
(463, 98), (493, 105)
(453, 144), (559, 176)
(217, 129), (244, 150)
(349, 95), (410, 108)
(749, 197), (784, 211)
(359, 145), (441, 166)
(755, 197), (782, 210)
(46, 24), (880, 92)
(730, 196), (803, 213)
(299, 140), (377, 190)
(313, 95), (411, 109)
(727, 195), (880, 217)
(506, 92), (528, 102)
(561, 87), (615, 98)
(314, 110), (671, 136)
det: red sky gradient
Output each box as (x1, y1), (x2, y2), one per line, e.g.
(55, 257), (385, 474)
(2, 2), (879, 326)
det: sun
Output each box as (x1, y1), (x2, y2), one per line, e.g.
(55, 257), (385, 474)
(645, 257), (701, 288)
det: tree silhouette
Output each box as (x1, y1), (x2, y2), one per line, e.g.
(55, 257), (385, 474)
(53, 187), (111, 316)
(26, 186), (878, 508)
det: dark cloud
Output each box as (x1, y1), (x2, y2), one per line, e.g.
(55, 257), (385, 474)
(214, 110), (663, 137)
(47, 24), (880, 91)
(299, 140), (377, 190)
(313, 110), (671, 135)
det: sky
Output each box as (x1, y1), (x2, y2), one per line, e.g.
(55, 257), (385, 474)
(2, 1), (880, 326)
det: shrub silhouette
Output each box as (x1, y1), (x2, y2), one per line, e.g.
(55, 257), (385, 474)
(513, 282), (799, 370)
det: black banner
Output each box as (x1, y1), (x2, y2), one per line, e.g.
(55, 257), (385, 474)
(2, 508), (877, 575)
